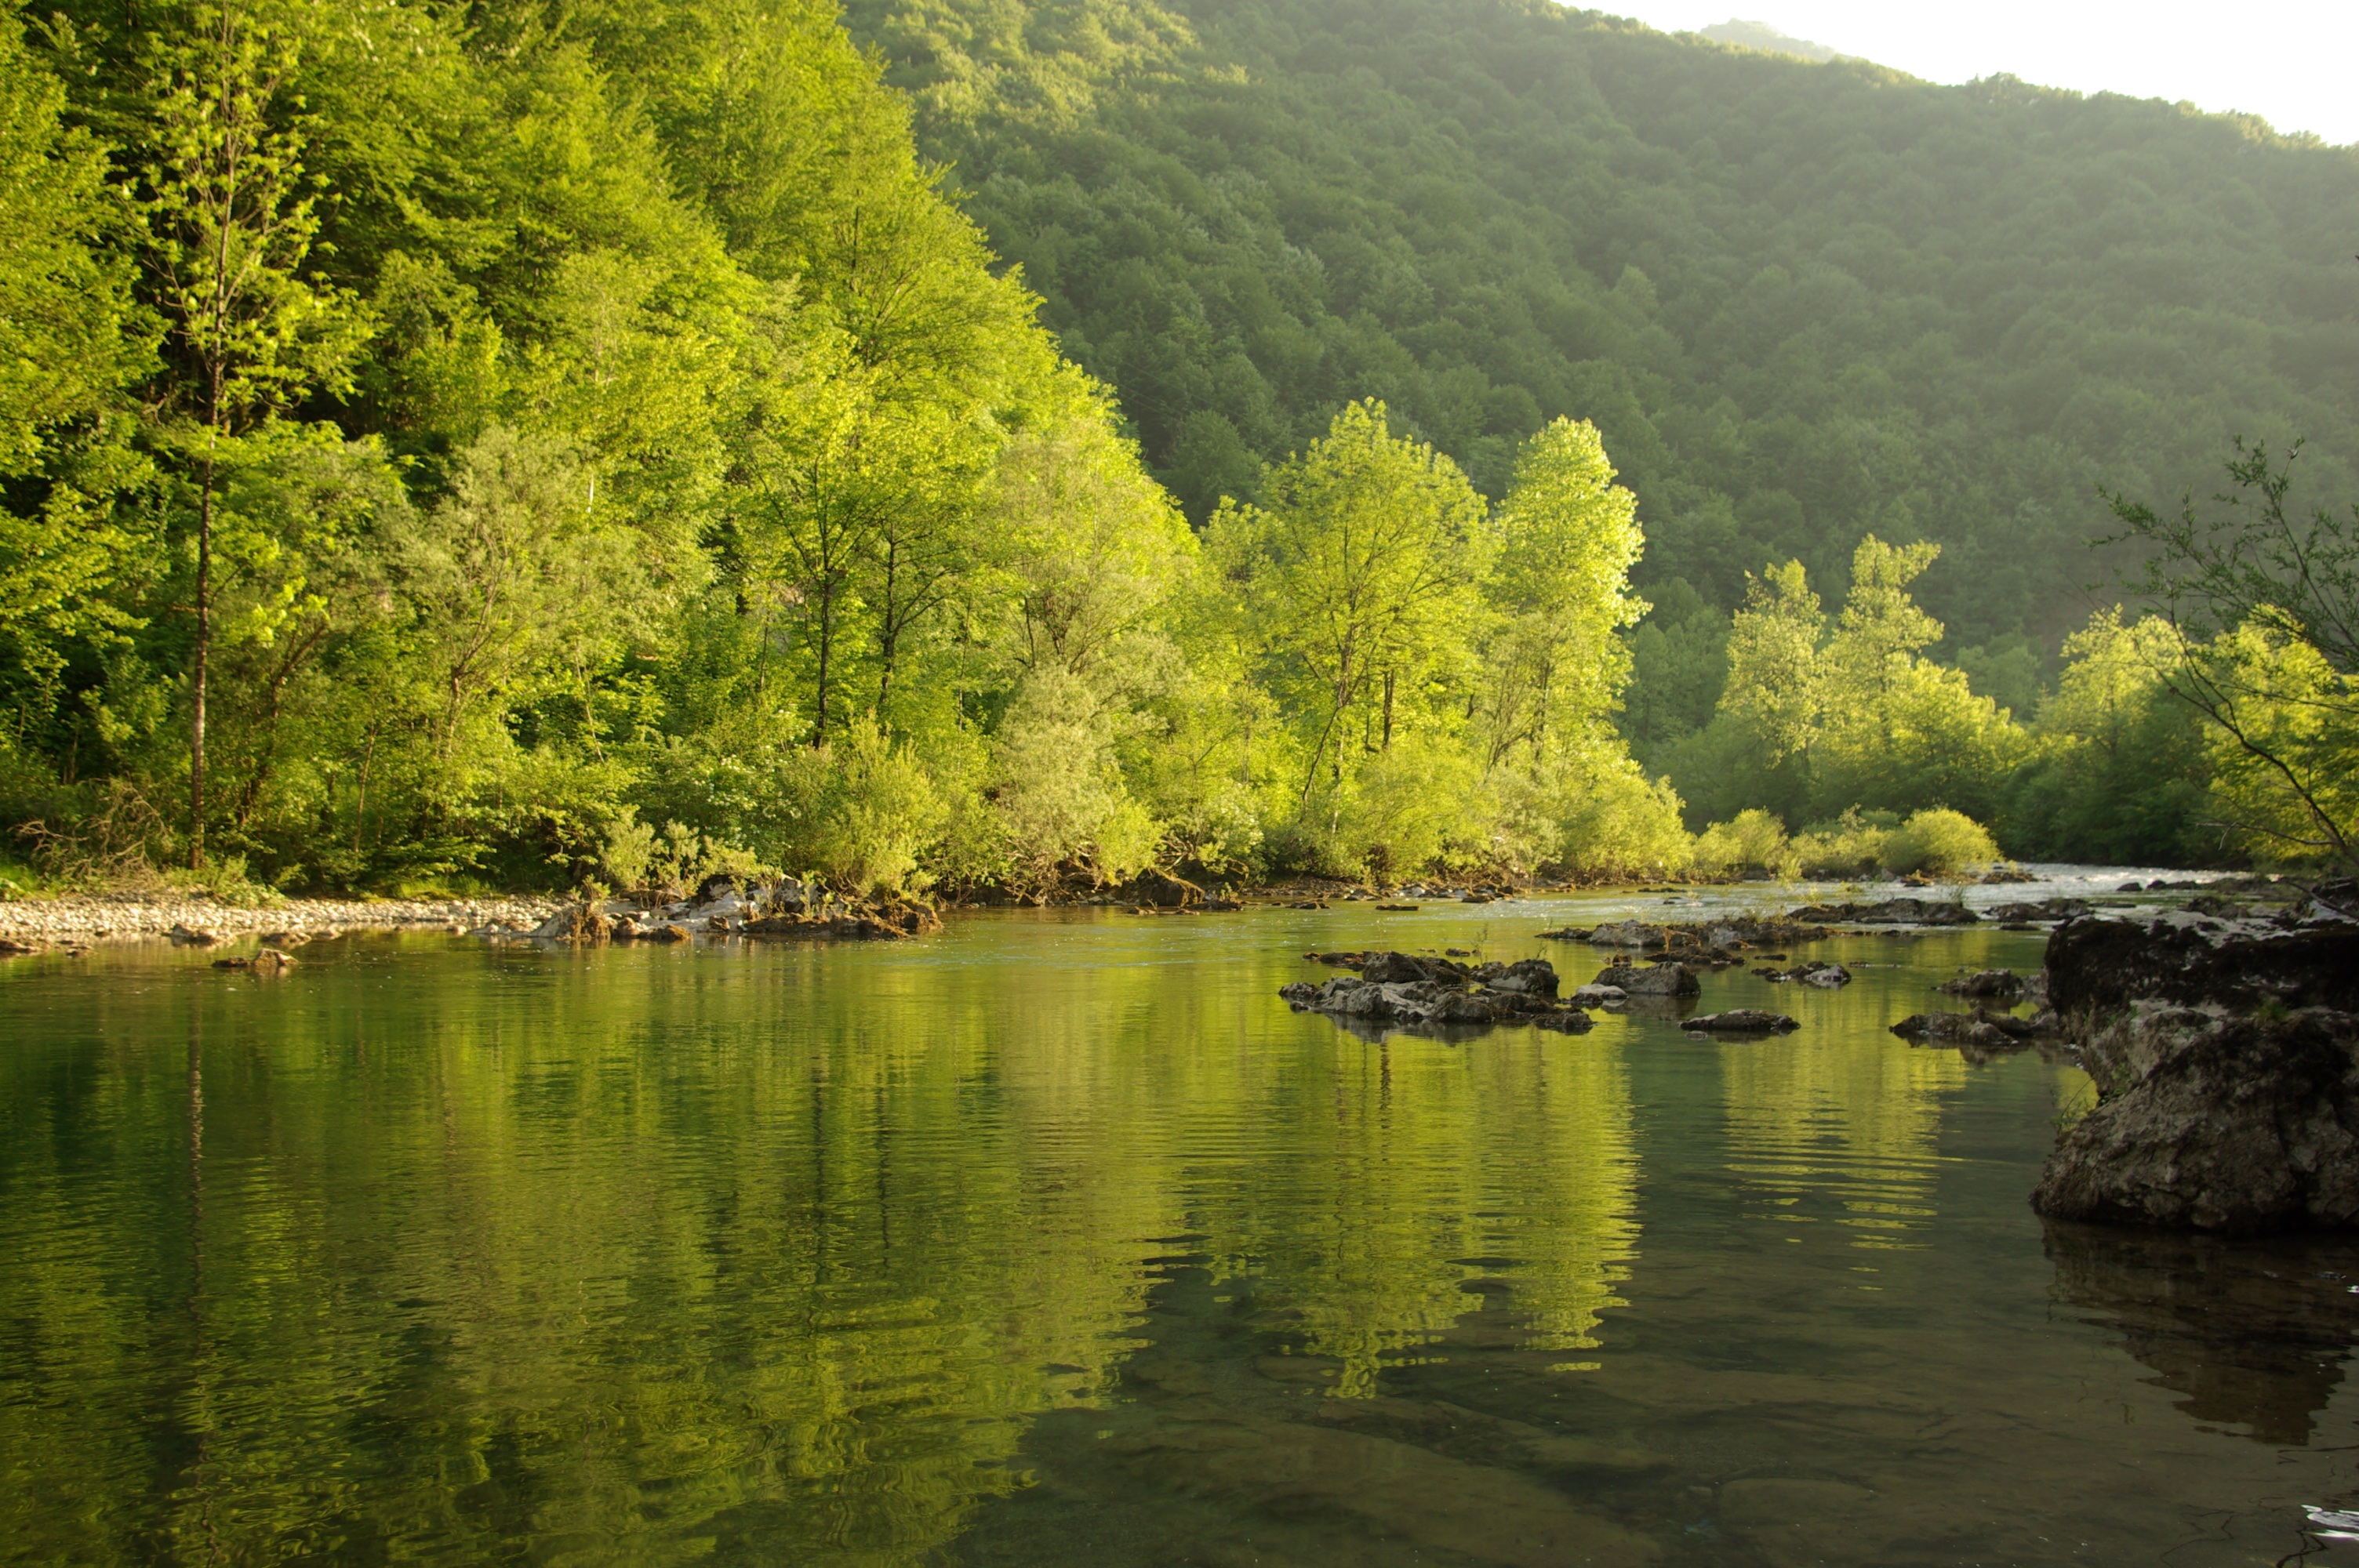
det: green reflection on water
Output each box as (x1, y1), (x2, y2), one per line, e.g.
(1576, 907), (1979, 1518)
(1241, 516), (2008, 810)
(2, 906), (2356, 1567)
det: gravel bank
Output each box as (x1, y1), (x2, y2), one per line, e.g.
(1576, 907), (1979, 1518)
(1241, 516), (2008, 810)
(0, 893), (563, 947)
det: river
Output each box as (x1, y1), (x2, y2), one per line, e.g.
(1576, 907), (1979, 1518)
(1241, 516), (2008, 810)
(3, 873), (2356, 1565)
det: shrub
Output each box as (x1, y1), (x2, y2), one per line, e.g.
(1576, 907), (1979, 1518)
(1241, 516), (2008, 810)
(1341, 740), (1476, 878)
(1881, 808), (2000, 877)
(738, 720), (947, 897)
(1790, 807), (1897, 878)
(1550, 753), (1693, 876)
(987, 669), (1165, 894)
(1691, 808), (1797, 879)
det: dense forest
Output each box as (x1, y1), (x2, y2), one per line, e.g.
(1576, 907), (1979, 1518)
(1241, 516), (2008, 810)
(0, 0), (1697, 898)
(845, 0), (2359, 862)
(0, 0), (2351, 896)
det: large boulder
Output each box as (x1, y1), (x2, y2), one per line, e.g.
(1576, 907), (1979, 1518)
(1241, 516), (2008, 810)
(2045, 913), (2359, 1017)
(2033, 1007), (2359, 1233)
(1591, 961), (1699, 998)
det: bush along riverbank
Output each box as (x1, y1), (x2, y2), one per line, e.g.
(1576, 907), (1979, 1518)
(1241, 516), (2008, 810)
(2031, 880), (2359, 1234)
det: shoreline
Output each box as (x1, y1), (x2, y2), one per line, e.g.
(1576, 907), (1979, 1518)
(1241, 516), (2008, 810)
(0, 892), (565, 947)
(0, 863), (2268, 950)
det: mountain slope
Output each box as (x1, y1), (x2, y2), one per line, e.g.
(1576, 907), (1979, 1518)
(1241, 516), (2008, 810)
(1697, 19), (1845, 62)
(845, 0), (2359, 657)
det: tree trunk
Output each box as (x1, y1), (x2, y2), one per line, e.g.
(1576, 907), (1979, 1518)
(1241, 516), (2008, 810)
(876, 538), (899, 716)
(190, 444), (214, 869)
(812, 575), (834, 744)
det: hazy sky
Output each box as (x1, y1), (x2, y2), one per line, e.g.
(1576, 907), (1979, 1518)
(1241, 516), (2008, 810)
(1594, 1), (2359, 147)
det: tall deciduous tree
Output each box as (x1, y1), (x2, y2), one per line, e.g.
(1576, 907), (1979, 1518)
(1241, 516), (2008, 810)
(136, 0), (356, 863)
(0, 20), (147, 683)
(1208, 399), (1486, 818)
(1481, 418), (1646, 769)
(1719, 559), (1823, 764)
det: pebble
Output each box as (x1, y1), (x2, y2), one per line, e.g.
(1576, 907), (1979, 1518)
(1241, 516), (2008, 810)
(0, 893), (563, 947)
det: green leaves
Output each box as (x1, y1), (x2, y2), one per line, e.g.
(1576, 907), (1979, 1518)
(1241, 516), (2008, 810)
(136, 0), (360, 431)
(1209, 398), (1487, 807)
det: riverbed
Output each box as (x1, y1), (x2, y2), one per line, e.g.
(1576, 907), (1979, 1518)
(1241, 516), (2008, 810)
(3, 875), (2355, 1565)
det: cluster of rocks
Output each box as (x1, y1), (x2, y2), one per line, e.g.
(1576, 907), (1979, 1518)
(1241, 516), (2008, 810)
(1382, 882), (1515, 904)
(1784, 896), (1980, 927)
(1284, 947), (1812, 1040)
(212, 946), (300, 973)
(2030, 902), (2359, 1234)
(1891, 1004), (2060, 1053)
(1278, 953), (1598, 1033)
(1587, 960), (1701, 998)
(1983, 898), (2092, 924)
(1263, 880), (1517, 906)
(532, 878), (940, 944)
(1537, 914), (1831, 964)
(1938, 967), (2029, 998)
(1881, 967), (2062, 1057)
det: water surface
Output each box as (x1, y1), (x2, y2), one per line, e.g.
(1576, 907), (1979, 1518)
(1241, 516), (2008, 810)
(5, 886), (2357, 1566)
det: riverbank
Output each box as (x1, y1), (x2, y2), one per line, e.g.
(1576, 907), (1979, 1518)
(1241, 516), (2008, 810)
(0, 891), (565, 949)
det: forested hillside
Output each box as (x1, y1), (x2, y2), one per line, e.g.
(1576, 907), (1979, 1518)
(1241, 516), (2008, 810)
(846, 0), (2359, 690)
(0, 0), (1697, 897)
(1, 0), (2350, 895)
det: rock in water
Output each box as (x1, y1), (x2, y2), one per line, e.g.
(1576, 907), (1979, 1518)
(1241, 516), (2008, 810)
(1590, 961), (1699, 998)
(2045, 913), (2359, 1015)
(1279, 953), (1590, 1034)
(1472, 956), (1559, 996)
(1891, 1011), (2019, 1050)
(1786, 897), (1979, 927)
(1939, 968), (2023, 997)
(1681, 1010), (1798, 1034)
(2034, 1008), (2359, 1233)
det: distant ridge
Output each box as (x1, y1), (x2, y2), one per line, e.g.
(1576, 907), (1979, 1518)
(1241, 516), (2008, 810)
(1696, 17), (1848, 63)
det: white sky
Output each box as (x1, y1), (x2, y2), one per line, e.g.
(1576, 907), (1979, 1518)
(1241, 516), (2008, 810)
(1593, 1), (2359, 147)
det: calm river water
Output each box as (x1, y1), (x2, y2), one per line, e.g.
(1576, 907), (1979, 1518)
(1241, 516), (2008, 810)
(5, 878), (2358, 1566)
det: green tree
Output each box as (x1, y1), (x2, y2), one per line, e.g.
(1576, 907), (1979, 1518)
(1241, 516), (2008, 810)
(1478, 418), (1646, 770)
(2005, 608), (2205, 863)
(0, 19), (147, 684)
(1207, 399), (1487, 831)
(2106, 438), (2359, 871)
(135, 0), (359, 865)
(1719, 559), (1823, 766)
